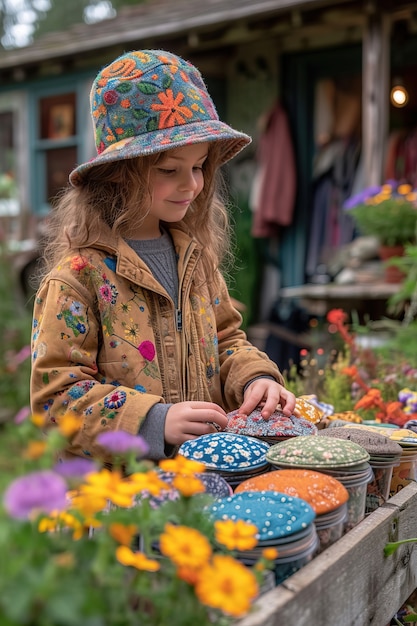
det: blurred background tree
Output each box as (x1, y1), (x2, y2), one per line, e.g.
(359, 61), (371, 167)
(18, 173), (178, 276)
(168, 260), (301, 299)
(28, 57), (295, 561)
(0, 0), (144, 50)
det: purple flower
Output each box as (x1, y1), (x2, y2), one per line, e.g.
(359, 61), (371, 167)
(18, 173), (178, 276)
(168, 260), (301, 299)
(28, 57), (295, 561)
(398, 389), (414, 403)
(4, 470), (68, 520)
(343, 185), (381, 210)
(96, 430), (149, 457)
(53, 458), (97, 478)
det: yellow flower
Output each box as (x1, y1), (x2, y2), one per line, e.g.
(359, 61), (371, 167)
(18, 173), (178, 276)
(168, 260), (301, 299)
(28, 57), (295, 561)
(109, 523), (138, 546)
(172, 474), (205, 497)
(128, 470), (171, 496)
(159, 523), (212, 568)
(195, 554), (258, 618)
(214, 519), (258, 551)
(31, 413), (46, 428)
(79, 469), (137, 508)
(262, 547), (279, 560)
(38, 511), (84, 540)
(58, 414), (83, 437)
(116, 546), (160, 572)
(23, 440), (47, 460)
(398, 183), (413, 196)
(69, 490), (107, 517)
(159, 455), (206, 475)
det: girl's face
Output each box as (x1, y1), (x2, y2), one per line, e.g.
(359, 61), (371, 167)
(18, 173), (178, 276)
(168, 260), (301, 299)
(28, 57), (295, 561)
(137, 142), (209, 239)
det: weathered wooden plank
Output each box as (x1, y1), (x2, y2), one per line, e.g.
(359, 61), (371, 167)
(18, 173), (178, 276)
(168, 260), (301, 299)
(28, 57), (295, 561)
(362, 7), (391, 187)
(238, 482), (417, 626)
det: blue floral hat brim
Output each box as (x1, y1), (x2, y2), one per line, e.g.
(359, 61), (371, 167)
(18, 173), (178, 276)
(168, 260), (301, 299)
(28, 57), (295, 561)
(69, 49), (251, 186)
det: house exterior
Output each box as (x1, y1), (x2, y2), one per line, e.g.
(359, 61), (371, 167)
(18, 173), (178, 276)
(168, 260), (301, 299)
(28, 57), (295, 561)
(0, 0), (416, 315)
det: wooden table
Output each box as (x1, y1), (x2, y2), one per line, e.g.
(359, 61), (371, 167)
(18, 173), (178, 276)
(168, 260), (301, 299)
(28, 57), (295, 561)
(278, 281), (401, 317)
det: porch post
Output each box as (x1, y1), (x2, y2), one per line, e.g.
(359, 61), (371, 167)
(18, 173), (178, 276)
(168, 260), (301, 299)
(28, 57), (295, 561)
(362, 3), (391, 187)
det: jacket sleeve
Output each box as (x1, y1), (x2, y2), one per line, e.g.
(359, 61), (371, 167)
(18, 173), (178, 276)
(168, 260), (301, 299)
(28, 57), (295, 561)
(212, 273), (285, 408)
(30, 277), (164, 463)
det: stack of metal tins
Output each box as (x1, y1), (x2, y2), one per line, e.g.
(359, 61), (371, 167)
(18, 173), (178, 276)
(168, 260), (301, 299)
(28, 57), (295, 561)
(208, 490), (318, 584)
(317, 426), (403, 513)
(178, 432), (270, 489)
(266, 436), (373, 533)
(235, 469), (349, 553)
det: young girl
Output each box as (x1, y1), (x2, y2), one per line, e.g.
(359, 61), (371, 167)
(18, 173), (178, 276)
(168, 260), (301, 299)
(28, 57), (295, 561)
(30, 49), (295, 462)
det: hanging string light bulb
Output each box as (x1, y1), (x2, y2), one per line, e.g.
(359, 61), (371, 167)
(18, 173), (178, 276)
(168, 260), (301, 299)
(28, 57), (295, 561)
(390, 78), (409, 108)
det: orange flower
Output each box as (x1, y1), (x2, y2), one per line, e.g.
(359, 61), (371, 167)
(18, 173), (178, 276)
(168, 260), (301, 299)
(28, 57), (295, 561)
(195, 554), (258, 618)
(109, 523), (138, 546)
(354, 388), (383, 410)
(159, 456), (205, 475)
(31, 413), (46, 428)
(116, 546), (160, 572)
(214, 519), (258, 551)
(58, 414), (83, 438)
(151, 89), (193, 129)
(176, 565), (200, 585)
(262, 547), (279, 560)
(23, 440), (47, 460)
(342, 365), (358, 378)
(172, 474), (205, 497)
(159, 523), (212, 569)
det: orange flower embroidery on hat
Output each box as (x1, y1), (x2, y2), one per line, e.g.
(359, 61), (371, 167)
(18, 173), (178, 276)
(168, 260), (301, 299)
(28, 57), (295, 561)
(102, 58), (143, 81)
(151, 89), (193, 128)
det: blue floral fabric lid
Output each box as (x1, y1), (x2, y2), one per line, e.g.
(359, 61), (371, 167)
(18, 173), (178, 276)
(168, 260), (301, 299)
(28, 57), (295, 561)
(178, 432), (269, 472)
(209, 490), (316, 541)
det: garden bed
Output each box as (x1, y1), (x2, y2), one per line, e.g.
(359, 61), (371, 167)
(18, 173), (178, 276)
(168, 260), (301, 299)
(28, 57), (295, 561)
(238, 482), (417, 626)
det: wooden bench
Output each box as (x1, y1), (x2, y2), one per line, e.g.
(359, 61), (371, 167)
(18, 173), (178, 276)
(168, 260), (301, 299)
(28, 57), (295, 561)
(238, 482), (417, 626)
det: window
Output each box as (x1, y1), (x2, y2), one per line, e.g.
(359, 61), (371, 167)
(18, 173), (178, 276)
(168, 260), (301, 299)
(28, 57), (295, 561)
(37, 92), (77, 208)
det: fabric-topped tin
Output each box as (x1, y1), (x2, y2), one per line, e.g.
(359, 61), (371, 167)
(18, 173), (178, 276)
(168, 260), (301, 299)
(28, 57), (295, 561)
(209, 490), (316, 541)
(266, 435), (370, 469)
(225, 408), (318, 442)
(235, 469), (348, 515)
(295, 396), (325, 424)
(178, 432), (270, 472)
(318, 427), (403, 458)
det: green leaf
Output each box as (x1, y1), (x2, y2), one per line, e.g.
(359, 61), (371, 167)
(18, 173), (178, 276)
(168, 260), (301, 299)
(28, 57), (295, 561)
(384, 538), (417, 556)
(137, 82), (158, 94)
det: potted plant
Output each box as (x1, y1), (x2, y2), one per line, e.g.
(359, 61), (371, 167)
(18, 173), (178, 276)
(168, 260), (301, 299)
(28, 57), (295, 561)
(343, 181), (417, 282)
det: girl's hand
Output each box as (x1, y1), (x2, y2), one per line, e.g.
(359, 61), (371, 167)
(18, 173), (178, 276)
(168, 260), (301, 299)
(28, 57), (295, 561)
(239, 379), (296, 419)
(165, 401), (228, 446)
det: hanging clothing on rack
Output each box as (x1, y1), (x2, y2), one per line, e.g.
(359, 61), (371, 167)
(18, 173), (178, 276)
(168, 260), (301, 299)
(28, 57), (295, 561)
(305, 137), (360, 281)
(250, 101), (296, 238)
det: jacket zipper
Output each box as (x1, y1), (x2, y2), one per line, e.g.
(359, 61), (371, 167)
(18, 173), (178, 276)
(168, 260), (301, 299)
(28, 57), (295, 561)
(175, 309), (183, 331)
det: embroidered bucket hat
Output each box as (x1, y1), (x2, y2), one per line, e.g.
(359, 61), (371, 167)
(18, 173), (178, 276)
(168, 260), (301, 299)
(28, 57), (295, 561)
(69, 49), (251, 186)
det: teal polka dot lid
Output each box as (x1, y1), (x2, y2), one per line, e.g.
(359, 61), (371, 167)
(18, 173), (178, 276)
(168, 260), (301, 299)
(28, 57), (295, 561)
(178, 432), (269, 472)
(266, 435), (370, 469)
(209, 490), (316, 541)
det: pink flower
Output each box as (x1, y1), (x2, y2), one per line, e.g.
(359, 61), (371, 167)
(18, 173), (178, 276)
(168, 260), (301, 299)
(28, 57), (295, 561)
(138, 340), (155, 361)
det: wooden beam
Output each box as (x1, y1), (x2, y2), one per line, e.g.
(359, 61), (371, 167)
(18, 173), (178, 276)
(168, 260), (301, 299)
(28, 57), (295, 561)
(362, 5), (391, 186)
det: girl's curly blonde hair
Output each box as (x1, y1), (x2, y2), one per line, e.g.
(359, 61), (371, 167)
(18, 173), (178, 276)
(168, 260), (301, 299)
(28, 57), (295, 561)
(41, 143), (235, 285)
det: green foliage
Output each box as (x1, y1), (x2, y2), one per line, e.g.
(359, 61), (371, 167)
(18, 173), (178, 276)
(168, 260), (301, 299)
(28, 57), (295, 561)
(345, 182), (417, 247)
(285, 350), (353, 412)
(349, 199), (417, 247)
(0, 421), (269, 626)
(0, 248), (31, 422)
